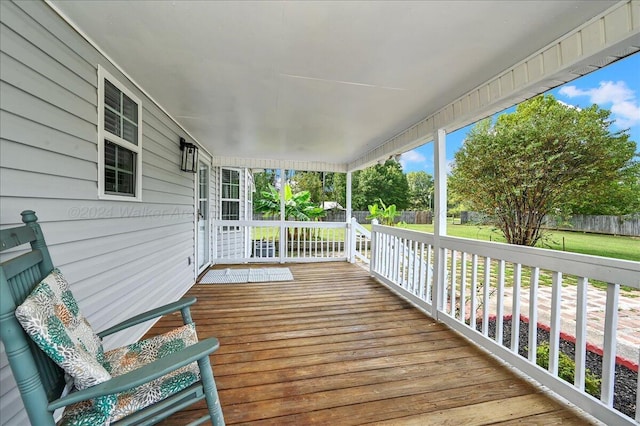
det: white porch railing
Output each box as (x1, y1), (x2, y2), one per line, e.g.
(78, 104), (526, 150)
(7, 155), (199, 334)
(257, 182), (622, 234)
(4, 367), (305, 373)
(213, 220), (349, 263)
(349, 217), (372, 264)
(370, 223), (640, 426)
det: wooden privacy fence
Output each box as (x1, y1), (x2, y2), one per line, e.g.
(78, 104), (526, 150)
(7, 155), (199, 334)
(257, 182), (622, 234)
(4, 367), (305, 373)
(543, 214), (640, 237)
(461, 212), (640, 237)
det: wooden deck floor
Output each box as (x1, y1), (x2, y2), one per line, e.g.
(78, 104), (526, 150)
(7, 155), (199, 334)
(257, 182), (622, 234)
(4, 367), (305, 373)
(154, 262), (594, 425)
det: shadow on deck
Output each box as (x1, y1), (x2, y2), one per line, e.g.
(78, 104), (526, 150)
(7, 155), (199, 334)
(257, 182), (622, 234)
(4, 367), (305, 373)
(153, 262), (595, 425)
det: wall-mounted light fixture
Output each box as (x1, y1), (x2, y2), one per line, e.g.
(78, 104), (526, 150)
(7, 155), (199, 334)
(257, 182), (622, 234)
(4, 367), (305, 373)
(179, 137), (198, 173)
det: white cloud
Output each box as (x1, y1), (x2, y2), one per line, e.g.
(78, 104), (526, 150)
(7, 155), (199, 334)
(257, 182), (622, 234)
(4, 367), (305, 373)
(611, 101), (640, 128)
(558, 81), (640, 128)
(399, 149), (428, 170)
(401, 150), (426, 163)
(558, 86), (583, 97)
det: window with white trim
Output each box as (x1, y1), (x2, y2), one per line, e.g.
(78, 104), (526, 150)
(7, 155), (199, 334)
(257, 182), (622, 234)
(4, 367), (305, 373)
(221, 168), (240, 230)
(98, 65), (142, 200)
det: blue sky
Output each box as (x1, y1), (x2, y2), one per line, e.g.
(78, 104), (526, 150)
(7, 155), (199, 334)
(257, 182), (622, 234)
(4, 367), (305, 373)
(400, 52), (640, 175)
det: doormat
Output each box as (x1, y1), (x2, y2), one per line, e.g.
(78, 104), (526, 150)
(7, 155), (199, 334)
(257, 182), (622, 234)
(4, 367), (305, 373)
(199, 268), (293, 284)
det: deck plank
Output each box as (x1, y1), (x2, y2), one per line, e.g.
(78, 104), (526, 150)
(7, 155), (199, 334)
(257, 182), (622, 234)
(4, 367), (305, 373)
(153, 262), (595, 425)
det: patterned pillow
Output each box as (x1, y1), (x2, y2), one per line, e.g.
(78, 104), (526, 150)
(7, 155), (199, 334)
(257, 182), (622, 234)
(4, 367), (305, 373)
(15, 269), (111, 390)
(61, 324), (201, 425)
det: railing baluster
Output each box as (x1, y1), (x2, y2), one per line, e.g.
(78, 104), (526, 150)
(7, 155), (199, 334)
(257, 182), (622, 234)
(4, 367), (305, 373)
(408, 238), (412, 288)
(549, 271), (563, 376)
(575, 277), (588, 391)
(482, 256), (491, 336)
(398, 237), (404, 286)
(393, 236), (399, 284)
(386, 233), (390, 275)
(377, 232), (383, 275)
(460, 252), (467, 322)
(382, 233), (387, 275)
(470, 254), (478, 330)
(528, 267), (539, 363)
(441, 248), (448, 312)
(388, 234), (392, 277)
(383, 233), (389, 276)
(412, 240), (419, 294)
(402, 237), (407, 286)
(450, 249), (457, 317)
(426, 244), (433, 303)
(601, 282), (620, 407)
(402, 237), (407, 287)
(301, 226), (304, 258)
(411, 240), (416, 292)
(399, 237), (404, 286)
(376, 232), (382, 274)
(280, 223), (286, 263)
(364, 231), (369, 259)
(511, 263), (522, 353)
(496, 259), (505, 345)
(384, 233), (389, 275)
(271, 227), (276, 259)
(419, 242), (426, 300)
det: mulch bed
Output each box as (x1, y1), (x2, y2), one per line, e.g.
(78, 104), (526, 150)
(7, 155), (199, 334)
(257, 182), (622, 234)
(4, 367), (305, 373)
(478, 317), (637, 419)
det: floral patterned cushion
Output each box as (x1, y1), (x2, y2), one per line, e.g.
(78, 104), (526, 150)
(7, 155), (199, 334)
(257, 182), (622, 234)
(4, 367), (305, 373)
(61, 324), (201, 425)
(17, 269), (202, 425)
(15, 269), (111, 389)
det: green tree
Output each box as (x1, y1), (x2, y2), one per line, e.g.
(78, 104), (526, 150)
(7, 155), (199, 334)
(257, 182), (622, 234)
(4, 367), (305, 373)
(449, 94), (637, 246)
(566, 161), (640, 215)
(331, 172), (368, 210)
(321, 172), (338, 203)
(353, 160), (410, 210)
(291, 172), (323, 204)
(406, 171), (434, 210)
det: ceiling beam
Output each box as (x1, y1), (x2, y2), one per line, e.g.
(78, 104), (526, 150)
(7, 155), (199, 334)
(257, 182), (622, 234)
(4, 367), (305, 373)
(211, 156), (348, 173)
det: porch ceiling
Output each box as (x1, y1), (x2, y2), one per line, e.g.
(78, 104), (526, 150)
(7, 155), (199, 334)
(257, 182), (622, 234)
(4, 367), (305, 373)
(50, 1), (635, 171)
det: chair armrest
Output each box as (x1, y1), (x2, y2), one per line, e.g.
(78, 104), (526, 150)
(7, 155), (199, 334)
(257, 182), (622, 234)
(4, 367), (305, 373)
(48, 337), (220, 411)
(97, 297), (197, 338)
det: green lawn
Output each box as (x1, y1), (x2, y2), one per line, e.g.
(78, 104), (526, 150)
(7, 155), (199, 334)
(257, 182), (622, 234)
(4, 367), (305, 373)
(394, 222), (640, 262)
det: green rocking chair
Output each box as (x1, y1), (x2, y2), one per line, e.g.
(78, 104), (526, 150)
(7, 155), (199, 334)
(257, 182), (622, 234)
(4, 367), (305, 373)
(0, 210), (225, 425)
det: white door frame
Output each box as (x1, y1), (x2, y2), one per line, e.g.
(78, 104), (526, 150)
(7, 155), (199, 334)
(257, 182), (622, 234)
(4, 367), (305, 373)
(196, 155), (212, 275)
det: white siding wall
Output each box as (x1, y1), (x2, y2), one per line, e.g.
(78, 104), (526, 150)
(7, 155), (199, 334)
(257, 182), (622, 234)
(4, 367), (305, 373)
(0, 1), (197, 424)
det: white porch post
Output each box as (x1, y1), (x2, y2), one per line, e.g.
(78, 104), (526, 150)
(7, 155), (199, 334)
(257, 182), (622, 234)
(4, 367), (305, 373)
(346, 171), (353, 262)
(279, 168), (286, 263)
(432, 128), (447, 319)
(346, 171), (352, 220)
